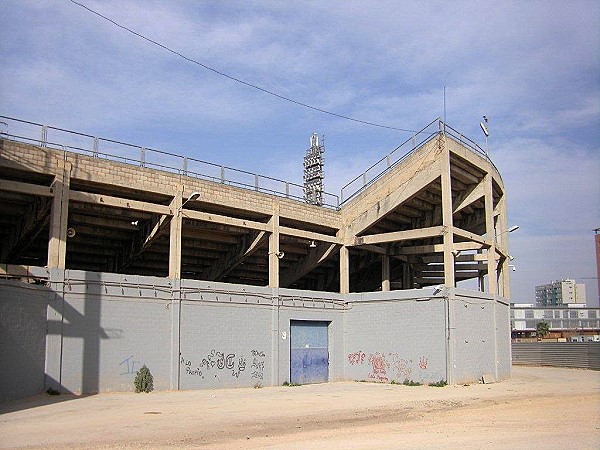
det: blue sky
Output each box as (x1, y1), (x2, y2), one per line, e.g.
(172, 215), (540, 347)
(1, 0), (599, 305)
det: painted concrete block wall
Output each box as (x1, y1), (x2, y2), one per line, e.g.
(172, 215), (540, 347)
(0, 269), (513, 400)
(450, 292), (496, 383)
(58, 271), (173, 394)
(344, 290), (448, 384)
(179, 279), (275, 389)
(0, 280), (50, 402)
(495, 301), (511, 380)
(179, 301), (273, 389)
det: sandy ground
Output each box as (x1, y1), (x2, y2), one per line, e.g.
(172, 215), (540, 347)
(1, 366), (599, 449)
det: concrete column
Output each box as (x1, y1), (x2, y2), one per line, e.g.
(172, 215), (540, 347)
(45, 268), (65, 392)
(402, 263), (411, 289)
(440, 137), (455, 287)
(339, 246), (349, 294)
(477, 249), (485, 291)
(484, 174), (497, 294)
(47, 161), (71, 269)
(381, 252), (390, 291)
(445, 295), (455, 385)
(271, 288), (280, 386)
(496, 196), (510, 298)
(170, 279), (181, 390)
(169, 189), (183, 279)
(268, 202), (280, 288)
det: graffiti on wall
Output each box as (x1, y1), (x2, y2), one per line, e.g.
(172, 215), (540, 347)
(250, 349), (266, 380)
(119, 355), (144, 375)
(347, 350), (366, 365)
(181, 349), (266, 381)
(347, 350), (429, 383)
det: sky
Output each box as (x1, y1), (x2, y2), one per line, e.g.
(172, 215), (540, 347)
(1, 0), (599, 305)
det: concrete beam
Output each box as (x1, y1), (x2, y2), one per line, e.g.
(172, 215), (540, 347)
(0, 179), (54, 197)
(116, 213), (171, 272)
(352, 225), (445, 246)
(347, 161), (442, 237)
(182, 209), (270, 232)
(452, 226), (489, 246)
(280, 242), (339, 288)
(279, 226), (340, 244)
(69, 191), (171, 215)
(453, 180), (485, 214)
(1, 196), (51, 261)
(203, 230), (268, 281)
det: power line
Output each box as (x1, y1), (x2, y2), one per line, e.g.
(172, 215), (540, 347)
(69, 0), (419, 133)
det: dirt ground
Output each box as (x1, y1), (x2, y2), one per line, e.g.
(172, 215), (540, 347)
(1, 366), (599, 449)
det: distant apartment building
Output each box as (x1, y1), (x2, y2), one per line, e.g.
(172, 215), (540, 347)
(595, 228), (600, 305)
(511, 303), (600, 341)
(535, 278), (586, 307)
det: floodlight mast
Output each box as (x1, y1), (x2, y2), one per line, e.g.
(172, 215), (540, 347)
(303, 133), (324, 206)
(480, 116), (490, 156)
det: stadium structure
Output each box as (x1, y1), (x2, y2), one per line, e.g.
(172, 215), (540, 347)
(0, 116), (512, 400)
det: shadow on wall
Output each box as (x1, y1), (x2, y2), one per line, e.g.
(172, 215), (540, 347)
(0, 270), (120, 411)
(0, 279), (74, 411)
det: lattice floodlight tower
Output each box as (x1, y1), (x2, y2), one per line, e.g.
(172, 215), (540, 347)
(303, 133), (324, 206)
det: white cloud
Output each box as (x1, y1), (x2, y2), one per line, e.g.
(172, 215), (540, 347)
(1, 0), (599, 303)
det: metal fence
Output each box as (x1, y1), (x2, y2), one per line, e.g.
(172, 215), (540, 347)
(339, 119), (496, 205)
(0, 115), (340, 209)
(512, 342), (600, 370)
(0, 115), (497, 210)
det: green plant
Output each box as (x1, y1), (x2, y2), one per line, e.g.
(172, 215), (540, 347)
(536, 321), (550, 338)
(46, 387), (60, 396)
(282, 381), (301, 387)
(428, 379), (447, 387)
(402, 379), (422, 386)
(134, 365), (154, 393)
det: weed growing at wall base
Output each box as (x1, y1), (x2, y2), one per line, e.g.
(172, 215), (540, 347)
(401, 379), (422, 386)
(428, 379), (447, 387)
(134, 365), (154, 393)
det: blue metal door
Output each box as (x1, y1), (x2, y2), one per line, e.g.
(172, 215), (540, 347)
(290, 320), (329, 384)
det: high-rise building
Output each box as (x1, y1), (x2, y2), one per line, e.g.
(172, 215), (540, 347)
(535, 278), (586, 307)
(595, 228), (600, 305)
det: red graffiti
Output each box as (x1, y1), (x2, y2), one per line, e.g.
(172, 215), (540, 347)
(419, 356), (428, 370)
(347, 351), (366, 365)
(368, 352), (389, 382)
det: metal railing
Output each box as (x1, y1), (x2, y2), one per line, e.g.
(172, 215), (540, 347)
(0, 115), (498, 211)
(339, 118), (498, 205)
(0, 115), (340, 209)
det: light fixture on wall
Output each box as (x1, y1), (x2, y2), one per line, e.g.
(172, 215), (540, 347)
(496, 225), (520, 241)
(182, 191), (201, 207)
(66, 228), (76, 238)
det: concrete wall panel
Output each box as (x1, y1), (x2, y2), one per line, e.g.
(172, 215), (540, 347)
(344, 292), (448, 384)
(451, 294), (496, 383)
(0, 280), (50, 401)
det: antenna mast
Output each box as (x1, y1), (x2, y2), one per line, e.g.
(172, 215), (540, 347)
(304, 133), (324, 206)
